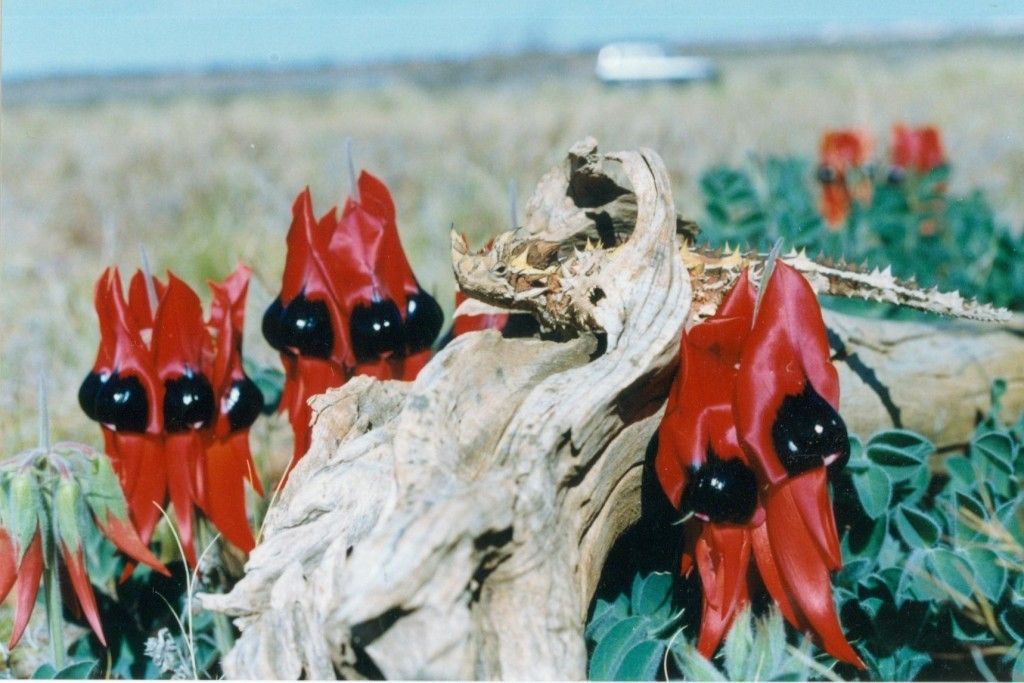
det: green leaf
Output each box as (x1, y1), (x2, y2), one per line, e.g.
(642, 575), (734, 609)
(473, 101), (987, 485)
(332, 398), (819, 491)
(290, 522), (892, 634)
(614, 640), (665, 681)
(972, 431), (1015, 474)
(588, 616), (647, 681)
(928, 548), (973, 600)
(31, 664), (57, 679)
(671, 644), (727, 682)
(53, 661), (99, 679)
(586, 595), (629, 642)
(897, 550), (945, 603)
(964, 548), (1006, 602)
(952, 491), (988, 542)
(630, 571), (674, 621)
(866, 430), (933, 481)
(945, 455), (976, 490)
(853, 466), (892, 519)
(895, 505), (941, 548)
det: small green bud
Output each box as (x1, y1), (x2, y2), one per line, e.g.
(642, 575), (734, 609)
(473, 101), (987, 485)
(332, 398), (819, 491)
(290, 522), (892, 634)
(10, 469), (40, 561)
(55, 475), (85, 553)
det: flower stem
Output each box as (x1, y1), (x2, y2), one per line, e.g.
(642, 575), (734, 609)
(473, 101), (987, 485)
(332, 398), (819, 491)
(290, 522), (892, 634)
(44, 544), (65, 669)
(38, 371), (50, 453)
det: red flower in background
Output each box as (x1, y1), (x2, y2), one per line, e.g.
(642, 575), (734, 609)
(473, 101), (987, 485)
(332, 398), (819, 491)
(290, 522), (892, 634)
(263, 172), (443, 469)
(657, 263), (863, 667)
(890, 124), (945, 176)
(79, 265), (263, 565)
(816, 129), (872, 228)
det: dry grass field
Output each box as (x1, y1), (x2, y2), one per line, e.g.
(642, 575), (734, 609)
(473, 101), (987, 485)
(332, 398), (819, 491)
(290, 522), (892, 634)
(3, 39), (1024, 475)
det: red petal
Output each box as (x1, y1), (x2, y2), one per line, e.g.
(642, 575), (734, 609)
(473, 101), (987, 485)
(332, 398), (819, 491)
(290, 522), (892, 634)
(281, 188), (317, 304)
(107, 269), (163, 433)
(90, 268), (118, 371)
(820, 130), (871, 169)
(207, 264), (251, 397)
(0, 527), (17, 604)
(9, 532), (43, 649)
(735, 261), (840, 484)
(152, 272), (210, 379)
(787, 469), (842, 570)
(400, 349), (431, 381)
(764, 478), (864, 668)
(127, 269), (167, 331)
(201, 439), (256, 553)
(61, 545), (106, 645)
(891, 124), (945, 173)
(284, 356), (345, 471)
(750, 522), (801, 628)
(695, 525), (752, 658)
(97, 513), (169, 576)
(117, 433), (167, 545)
(164, 433), (200, 566)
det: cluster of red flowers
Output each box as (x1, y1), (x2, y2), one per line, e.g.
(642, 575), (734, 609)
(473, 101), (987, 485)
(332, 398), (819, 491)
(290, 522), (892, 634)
(78, 266), (263, 565)
(262, 172), (444, 467)
(817, 124), (946, 227)
(656, 260), (863, 667)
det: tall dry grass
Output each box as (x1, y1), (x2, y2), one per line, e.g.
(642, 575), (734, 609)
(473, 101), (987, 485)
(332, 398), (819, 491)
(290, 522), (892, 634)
(2, 41), (1024, 472)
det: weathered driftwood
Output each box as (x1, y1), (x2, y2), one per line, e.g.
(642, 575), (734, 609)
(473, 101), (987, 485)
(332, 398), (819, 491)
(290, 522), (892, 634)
(201, 141), (1024, 680)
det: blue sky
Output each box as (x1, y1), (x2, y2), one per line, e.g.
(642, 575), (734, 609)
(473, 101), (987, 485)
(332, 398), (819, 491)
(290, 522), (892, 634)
(3, 1), (1023, 80)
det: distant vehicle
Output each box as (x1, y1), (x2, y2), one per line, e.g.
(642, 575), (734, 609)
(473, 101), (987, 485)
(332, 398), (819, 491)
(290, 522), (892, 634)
(595, 42), (719, 84)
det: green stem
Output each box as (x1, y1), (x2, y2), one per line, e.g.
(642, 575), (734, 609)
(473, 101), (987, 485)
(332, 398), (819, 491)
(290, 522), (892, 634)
(44, 546), (65, 669)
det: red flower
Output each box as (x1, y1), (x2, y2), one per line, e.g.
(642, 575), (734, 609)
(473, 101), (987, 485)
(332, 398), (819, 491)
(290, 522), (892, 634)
(890, 124), (945, 175)
(203, 266), (264, 552)
(79, 266), (263, 564)
(263, 172), (443, 468)
(657, 264), (864, 667)
(656, 271), (762, 656)
(817, 129), (873, 228)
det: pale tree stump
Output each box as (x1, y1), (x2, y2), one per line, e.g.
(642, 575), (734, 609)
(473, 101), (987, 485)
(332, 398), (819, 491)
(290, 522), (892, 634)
(201, 141), (1024, 680)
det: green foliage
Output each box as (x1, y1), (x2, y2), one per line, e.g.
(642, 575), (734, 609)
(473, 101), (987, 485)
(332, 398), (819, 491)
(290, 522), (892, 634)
(698, 157), (1024, 312)
(672, 608), (833, 682)
(586, 382), (1024, 681)
(587, 572), (682, 680)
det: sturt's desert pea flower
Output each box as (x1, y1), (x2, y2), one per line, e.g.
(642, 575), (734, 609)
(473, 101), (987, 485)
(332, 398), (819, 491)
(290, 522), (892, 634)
(263, 172), (443, 469)
(889, 124), (946, 178)
(656, 270), (762, 657)
(816, 129), (873, 228)
(78, 266), (263, 565)
(0, 442), (169, 650)
(656, 263), (864, 667)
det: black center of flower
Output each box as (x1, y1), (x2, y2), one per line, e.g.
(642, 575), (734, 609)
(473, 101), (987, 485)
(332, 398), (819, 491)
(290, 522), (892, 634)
(281, 294), (334, 359)
(223, 376), (264, 432)
(163, 370), (215, 433)
(89, 372), (149, 433)
(816, 164), (840, 185)
(771, 382), (850, 476)
(350, 299), (405, 363)
(262, 294), (335, 359)
(261, 296), (289, 353)
(683, 451), (758, 525)
(403, 288), (444, 353)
